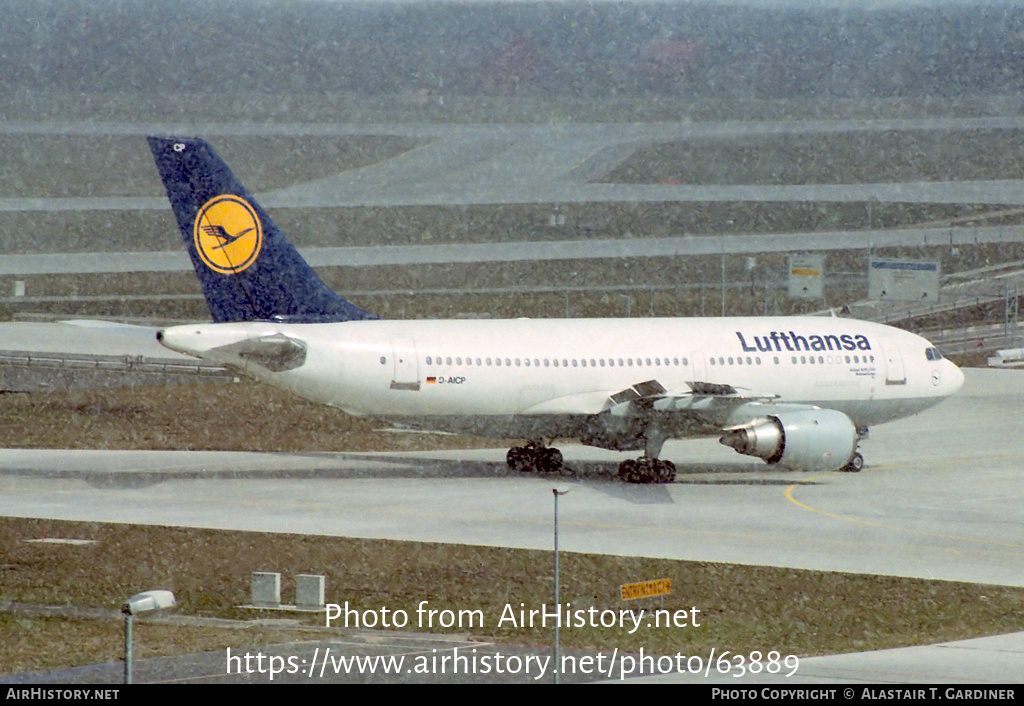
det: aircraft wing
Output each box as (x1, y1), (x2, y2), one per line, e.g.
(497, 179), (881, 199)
(604, 378), (788, 425)
(521, 377), (788, 422)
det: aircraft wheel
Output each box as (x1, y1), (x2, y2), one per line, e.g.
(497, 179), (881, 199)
(636, 459), (656, 484)
(658, 460), (676, 483)
(844, 452), (864, 473)
(618, 459), (638, 483)
(507, 447), (533, 472)
(537, 447), (563, 474)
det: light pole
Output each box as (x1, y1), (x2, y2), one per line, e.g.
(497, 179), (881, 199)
(552, 488), (569, 684)
(122, 590), (176, 684)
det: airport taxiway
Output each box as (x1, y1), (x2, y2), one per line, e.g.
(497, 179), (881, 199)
(0, 368), (1022, 588)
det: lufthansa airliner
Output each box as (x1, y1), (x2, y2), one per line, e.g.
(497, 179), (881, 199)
(148, 137), (964, 483)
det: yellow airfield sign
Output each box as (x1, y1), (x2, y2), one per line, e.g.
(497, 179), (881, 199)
(620, 578), (672, 601)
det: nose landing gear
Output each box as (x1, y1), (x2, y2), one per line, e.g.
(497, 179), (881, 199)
(842, 427), (869, 472)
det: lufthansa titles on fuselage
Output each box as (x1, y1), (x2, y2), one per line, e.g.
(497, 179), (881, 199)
(736, 331), (872, 354)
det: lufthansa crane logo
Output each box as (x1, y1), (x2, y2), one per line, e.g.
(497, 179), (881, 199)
(193, 195), (263, 274)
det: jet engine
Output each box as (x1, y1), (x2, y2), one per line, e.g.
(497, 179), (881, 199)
(719, 408), (857, 472)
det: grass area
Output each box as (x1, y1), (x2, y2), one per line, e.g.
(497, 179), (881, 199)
(0, 135), (420, 199)
(1, 613), (319, 678)
(0, 382), (490, 453)
(2, 517), (1022, 677)
(603, 129), (1024, 185)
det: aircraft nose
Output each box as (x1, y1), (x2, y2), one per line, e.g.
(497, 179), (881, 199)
(949, 361), (966, 393)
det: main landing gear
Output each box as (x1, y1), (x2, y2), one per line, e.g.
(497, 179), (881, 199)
(615, 425), (675, 483)
(507, 444), (676, 483)
(617, 458), (676, 484)
(506, 442), (564, 474)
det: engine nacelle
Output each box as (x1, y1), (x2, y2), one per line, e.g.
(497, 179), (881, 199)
(719, 408), (857, 472)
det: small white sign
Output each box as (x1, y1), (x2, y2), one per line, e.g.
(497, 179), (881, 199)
(868, 259), (940, 302)
(788, 254), (825, 299)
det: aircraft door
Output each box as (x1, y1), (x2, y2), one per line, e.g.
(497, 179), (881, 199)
(690, 351), (707, 381)
(390, 337), (420, 391)
(879, 337), (906, 386)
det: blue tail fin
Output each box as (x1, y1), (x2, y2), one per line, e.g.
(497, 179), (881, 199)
(147, 136), (377, 323)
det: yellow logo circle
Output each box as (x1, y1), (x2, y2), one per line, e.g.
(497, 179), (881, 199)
(193, 195), (263, 274)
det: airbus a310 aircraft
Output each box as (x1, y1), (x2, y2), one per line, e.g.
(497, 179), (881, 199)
(148, 137), (964, 483)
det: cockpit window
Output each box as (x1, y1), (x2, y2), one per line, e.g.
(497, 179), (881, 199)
(925, 347), (944, 361)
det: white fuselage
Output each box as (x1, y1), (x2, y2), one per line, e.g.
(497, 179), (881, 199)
(158, 316), (964, 440)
